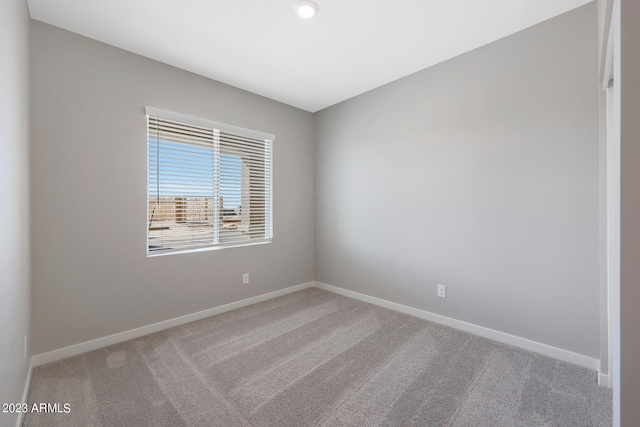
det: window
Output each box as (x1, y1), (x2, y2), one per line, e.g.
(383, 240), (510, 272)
(146, 107), (273, 256)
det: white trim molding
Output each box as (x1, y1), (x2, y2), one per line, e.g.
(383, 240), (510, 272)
(314, 281), (600, 372)
(16, 359), (33, 427)
(32, 282), (314, 367)
(31, 280), (601, 378)
(599, 372), (611, 388)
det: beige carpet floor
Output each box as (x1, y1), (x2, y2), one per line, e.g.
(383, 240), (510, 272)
(24, 288), (612, 426)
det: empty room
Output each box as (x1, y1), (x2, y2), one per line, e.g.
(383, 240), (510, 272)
(2, 0), (640, 426)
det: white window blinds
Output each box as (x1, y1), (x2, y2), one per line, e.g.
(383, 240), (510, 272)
(146, 107), (273, 256)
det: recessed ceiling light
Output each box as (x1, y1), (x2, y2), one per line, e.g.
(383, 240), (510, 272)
(295, 0), (319, 19)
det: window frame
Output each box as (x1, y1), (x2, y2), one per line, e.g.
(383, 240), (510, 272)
(146, 107), (274, 257)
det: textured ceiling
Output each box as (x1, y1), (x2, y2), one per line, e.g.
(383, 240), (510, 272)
(28, 0), (593, 112)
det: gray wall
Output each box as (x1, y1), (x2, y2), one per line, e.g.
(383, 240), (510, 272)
(619, 0), (640, 424)
(315, 4), (600, 358)
(0, 0), (31, 426)
(30, 22), (315, 354)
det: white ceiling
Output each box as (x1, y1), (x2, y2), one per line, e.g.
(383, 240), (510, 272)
(27, 0), (593, 112)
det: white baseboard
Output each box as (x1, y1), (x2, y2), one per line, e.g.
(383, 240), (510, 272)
(598, 372), (611, 388)
(16, 358), (33, 427)
(32, 281), (315, 367)
(314, 281), (600, 372)
(31, 279), (602, 378)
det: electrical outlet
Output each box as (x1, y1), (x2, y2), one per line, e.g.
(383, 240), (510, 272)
(437, 284), (446, 298)
(24, 335), (27, 360)
(243, 273), (249, 285)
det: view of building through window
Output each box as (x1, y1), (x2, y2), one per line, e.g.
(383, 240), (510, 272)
(147, 111), (272, 255)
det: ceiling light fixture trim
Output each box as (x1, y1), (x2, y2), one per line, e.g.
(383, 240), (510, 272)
(295, 0), (319, 19)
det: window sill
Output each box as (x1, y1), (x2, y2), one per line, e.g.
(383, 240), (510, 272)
(146, 239), (272, 258)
